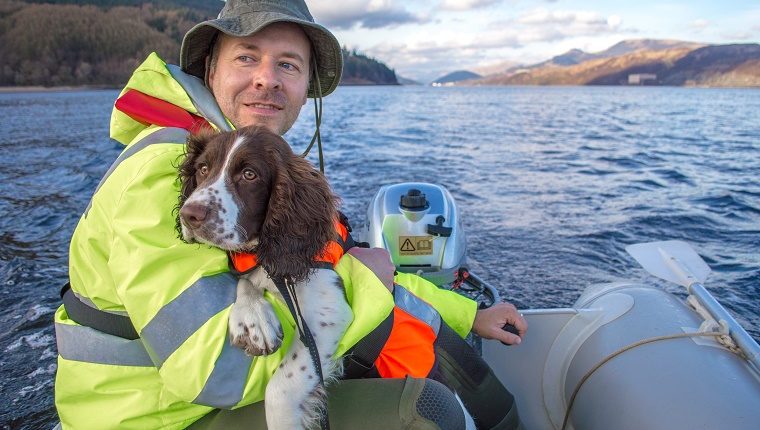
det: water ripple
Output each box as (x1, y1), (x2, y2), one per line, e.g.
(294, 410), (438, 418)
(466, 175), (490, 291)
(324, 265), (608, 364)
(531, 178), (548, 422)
(1, 86), (759, 429)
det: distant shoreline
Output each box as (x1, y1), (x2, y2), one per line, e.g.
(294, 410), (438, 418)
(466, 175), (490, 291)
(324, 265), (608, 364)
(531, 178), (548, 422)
(0, 85), (121, 93)
(2, 83), (757, 94)
(0, 83), (405, 93)
(339, 82), (402, 86)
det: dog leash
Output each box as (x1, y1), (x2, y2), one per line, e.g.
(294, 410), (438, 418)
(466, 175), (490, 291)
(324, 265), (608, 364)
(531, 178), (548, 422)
(274, 278), (330, 430)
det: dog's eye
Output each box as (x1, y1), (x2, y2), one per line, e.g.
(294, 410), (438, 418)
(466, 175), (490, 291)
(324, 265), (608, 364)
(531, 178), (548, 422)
(243, 169), (256, 180)
(198, 164), (208, 176)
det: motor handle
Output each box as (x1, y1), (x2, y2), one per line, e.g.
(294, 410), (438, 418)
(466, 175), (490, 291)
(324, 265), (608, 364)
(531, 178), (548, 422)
(500, 323), (520, 346)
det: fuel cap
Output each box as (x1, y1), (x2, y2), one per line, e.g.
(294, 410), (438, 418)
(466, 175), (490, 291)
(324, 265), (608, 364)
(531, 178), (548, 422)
(400, 189), (429, 210)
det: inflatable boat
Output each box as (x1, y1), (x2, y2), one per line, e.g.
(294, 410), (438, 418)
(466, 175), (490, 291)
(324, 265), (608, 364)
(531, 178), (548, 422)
(53, 182), (759, 430)
(361, 182), (760, 430)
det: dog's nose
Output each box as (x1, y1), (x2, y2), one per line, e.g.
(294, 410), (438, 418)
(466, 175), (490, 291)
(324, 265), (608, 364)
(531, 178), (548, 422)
(180, 203), (207, 229)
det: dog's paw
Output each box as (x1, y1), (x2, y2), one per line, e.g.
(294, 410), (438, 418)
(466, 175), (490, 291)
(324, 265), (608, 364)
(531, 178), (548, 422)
(228, 296), (284, 356)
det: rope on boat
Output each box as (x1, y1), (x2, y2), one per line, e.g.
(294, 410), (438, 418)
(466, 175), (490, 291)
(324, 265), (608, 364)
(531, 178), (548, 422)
(686, 294), (747, 359)
(560, 330), (730, 430)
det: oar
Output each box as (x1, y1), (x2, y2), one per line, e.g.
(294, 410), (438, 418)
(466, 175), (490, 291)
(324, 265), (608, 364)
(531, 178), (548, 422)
(626, 240), (760, 370)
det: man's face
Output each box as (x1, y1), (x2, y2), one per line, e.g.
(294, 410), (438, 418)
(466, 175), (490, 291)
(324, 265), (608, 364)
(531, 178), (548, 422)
(208, 22), (311, 135)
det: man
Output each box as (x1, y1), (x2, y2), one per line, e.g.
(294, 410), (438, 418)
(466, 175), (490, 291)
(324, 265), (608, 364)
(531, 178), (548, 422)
(54, 1), (526, 429)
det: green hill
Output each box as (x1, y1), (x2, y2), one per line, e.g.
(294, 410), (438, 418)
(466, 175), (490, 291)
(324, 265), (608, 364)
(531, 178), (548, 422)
(13, 0), (221, 15)
(0, 0), (397, 87)
(0, 0), (213, 86)
(341, 48), (398, 85)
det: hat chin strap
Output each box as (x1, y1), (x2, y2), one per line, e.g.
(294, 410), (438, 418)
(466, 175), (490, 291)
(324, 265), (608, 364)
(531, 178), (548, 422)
(301, 53), (325, 173)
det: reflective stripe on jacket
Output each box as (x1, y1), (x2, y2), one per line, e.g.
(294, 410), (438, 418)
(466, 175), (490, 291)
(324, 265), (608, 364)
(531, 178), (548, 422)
(55, 53), (477, 430)
(375, 284), (441, 379)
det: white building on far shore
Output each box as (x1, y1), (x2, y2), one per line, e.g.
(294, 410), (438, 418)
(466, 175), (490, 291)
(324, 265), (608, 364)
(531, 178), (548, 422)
(628, 74), (658, 85)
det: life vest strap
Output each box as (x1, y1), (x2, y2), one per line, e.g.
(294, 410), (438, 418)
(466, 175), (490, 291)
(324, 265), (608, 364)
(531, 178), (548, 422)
(343, 310), (394, 379)
(60, 283), (139, 340)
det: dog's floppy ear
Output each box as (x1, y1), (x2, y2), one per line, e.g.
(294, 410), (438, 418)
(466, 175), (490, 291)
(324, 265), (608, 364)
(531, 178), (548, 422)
(175, 127), (217, 239)
(257, 136), (339, 284)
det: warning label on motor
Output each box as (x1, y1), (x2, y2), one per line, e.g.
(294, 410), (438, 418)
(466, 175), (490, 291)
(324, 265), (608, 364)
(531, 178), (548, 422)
(398, 236), (434, 256)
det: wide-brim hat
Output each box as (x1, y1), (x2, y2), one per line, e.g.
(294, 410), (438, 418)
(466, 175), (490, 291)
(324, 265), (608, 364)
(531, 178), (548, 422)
(181, 0), (343, 98)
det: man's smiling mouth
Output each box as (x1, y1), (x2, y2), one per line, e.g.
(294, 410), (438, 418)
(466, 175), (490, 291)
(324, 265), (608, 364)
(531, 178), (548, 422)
(248, 103), (279, 110)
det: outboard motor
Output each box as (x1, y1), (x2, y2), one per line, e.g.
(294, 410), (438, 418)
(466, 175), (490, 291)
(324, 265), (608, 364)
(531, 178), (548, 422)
(362, 183), (465, 286)
(361, 183), (498, 305)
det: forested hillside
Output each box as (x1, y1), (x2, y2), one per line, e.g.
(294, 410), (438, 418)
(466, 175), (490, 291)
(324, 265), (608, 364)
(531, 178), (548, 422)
(341, 48), (398, 85)
(0, 0), (213, 86)
(0, 0), (398, 87)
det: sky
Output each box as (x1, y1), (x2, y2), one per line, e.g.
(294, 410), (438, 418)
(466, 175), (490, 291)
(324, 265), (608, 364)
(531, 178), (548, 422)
(303, 0), (760, 83)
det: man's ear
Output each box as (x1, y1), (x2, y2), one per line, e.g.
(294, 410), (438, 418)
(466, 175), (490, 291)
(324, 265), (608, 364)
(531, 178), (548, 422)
(205, 55), (214, 90)
(302, 75), (310, 104)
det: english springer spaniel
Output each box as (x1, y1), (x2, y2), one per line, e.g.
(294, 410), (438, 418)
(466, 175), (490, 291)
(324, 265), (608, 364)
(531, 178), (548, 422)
(177, 125), (352, 430)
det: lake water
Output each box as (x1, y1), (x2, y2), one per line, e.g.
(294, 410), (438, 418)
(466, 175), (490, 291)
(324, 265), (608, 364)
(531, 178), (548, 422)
(1, 85), (758, 429)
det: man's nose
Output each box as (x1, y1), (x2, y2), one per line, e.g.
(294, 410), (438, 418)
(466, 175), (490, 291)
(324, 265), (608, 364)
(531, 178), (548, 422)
(252, 58), (281, 91)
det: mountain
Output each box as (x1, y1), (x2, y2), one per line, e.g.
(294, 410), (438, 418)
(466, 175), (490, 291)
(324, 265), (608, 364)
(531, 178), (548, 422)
(471, 60), (520, 77)
(431, 70), (482, 85)
(397, 76), (422, 85)
(548, 49), (595, 66)
(521, 39), (705, 70)
(587, 44), (760, 86)
(457, 40), (760, 88)
(601, 39), (704, 57)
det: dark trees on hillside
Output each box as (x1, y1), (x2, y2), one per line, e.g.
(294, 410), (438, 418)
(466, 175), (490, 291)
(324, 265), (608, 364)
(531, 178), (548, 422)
(341, 48), (398, 85)
(0, 1), (398, 87)
(0, 1), (208, 86)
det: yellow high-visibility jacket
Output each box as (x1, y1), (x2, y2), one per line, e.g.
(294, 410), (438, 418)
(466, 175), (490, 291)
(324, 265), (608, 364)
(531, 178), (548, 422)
(54, 53), (476, 430)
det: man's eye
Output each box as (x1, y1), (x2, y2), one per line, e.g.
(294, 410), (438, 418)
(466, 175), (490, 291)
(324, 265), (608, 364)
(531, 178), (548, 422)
(281, 62), (299, 72)
(243, 169), (256, 180)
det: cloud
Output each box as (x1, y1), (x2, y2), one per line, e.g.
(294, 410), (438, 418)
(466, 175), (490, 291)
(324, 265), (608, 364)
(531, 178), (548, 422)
(365, 28), (523, 82)
(309, 0), (425, 30)
(445, 8), (623, 50)
(513, 8), (621, 40)
(688, 19), (710, 33)
(726, 32), (753, 41)
(397, 8), (623, 52)
(359, 7), (628, 82)
(441, 0), (503, 11)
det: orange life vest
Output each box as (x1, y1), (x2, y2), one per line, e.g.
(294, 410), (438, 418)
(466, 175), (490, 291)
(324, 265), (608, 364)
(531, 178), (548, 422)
(374, 285), (441, 378)
(228, 219), (352, 274)
(344, 284), (443, 380)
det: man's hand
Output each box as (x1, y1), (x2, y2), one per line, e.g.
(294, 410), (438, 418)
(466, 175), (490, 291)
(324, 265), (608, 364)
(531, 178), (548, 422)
(472, 302), (527, 345)
(347, 247), (396, 292)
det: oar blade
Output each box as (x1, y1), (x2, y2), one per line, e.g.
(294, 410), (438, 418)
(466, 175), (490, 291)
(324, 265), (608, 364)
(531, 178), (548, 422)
(626, 240), (711, 286)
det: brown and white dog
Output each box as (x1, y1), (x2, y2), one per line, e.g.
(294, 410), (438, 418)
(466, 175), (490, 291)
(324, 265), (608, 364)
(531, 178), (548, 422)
(176, 125), (352, 430)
